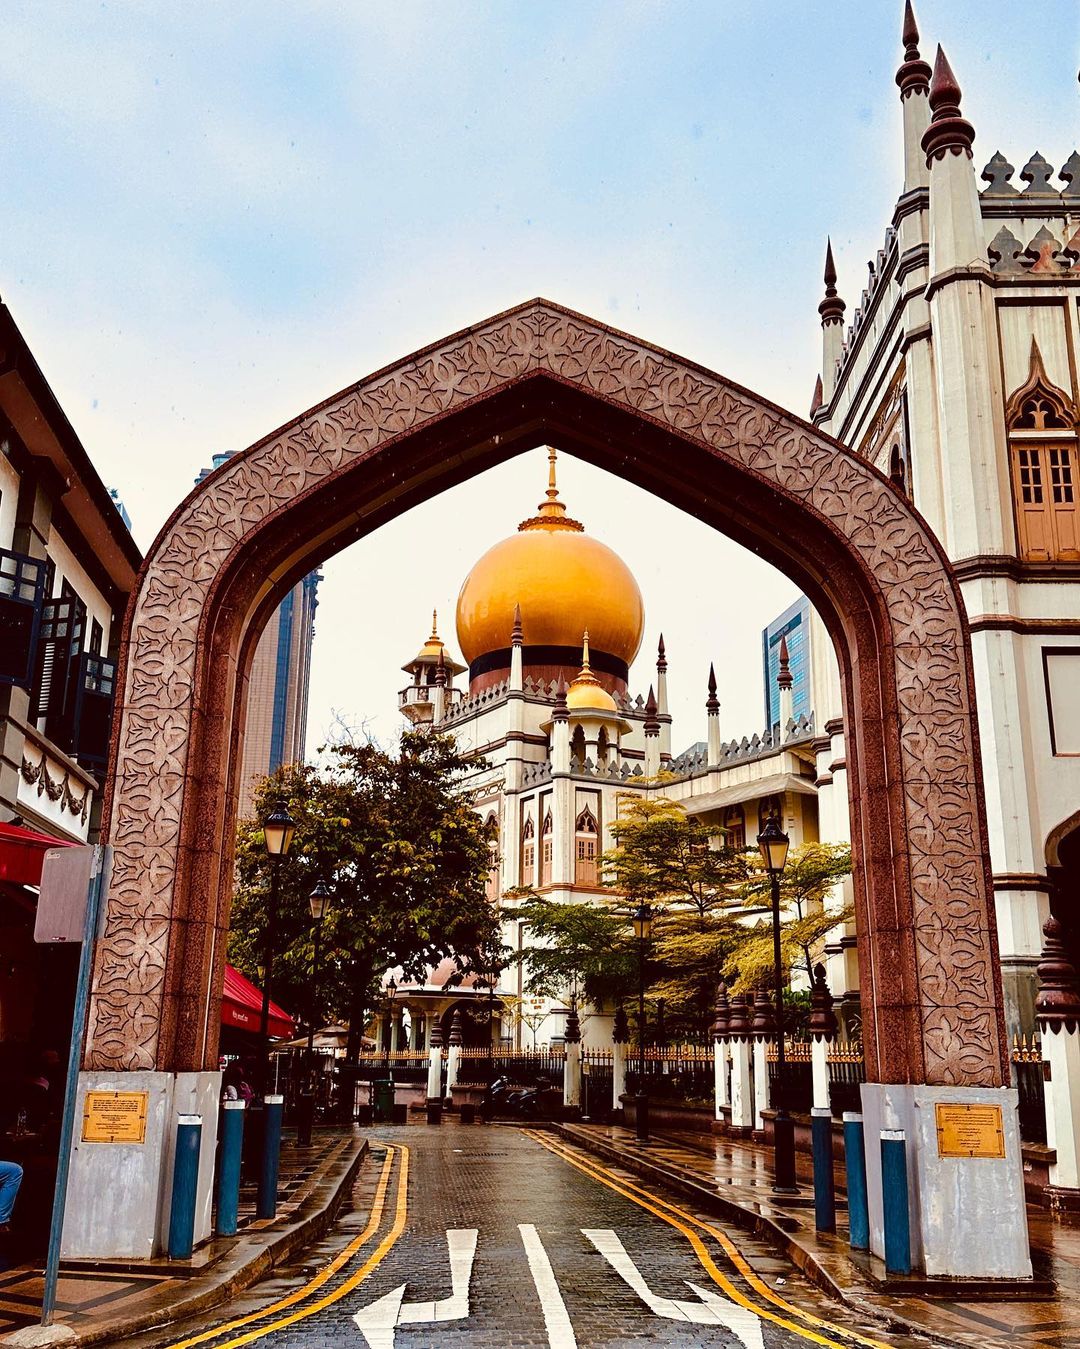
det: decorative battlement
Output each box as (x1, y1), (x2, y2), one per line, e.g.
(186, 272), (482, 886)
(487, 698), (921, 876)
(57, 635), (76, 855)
(670, 712), (816, 777)
(980, 151), (1080, 213)
(838, 226), (899, 376)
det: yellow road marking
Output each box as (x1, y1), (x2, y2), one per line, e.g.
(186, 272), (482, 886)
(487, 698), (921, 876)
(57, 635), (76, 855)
(526, 1130), (892, 1349)
(162, 1143), (408, 1349)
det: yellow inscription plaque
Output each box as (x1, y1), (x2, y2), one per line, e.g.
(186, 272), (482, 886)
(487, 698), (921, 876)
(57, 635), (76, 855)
(934, 1102), (1005, 1159)
(81, 1091), (149, 1144)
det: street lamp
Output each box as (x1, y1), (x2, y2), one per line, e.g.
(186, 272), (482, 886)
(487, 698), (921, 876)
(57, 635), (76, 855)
(757, 815), (796, 1193)
(385, 977), (398, 1079)
(631, 903), (652, 1144)
(259, 804), (296, 1095)
(306, 882), (331, 1086)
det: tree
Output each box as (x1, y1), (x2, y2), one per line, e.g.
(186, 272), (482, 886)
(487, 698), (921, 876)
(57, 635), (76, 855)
(722, 842), (854, 994)
(511, 890), (637, 1011)
(228, 730), (499, 1059)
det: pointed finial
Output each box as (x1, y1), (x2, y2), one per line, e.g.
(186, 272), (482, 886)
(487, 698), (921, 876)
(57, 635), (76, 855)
(819, 238), (846, 327)
(712, 979), (730, 1040)
(706, 662), (719, 714)
(511, 602), (523, 645)
(656, 633), (667, 672)
(547, 445), (558, 496)
(564, 1002), (581, 1044)
(809, 964), (838, 1040)
(553, 678), (569, 722)
(1036, 915), (1080, 1033)
(519, 446), (584, 532)
(922, 46), (975, 164)
(613, 1003), (629, 1044)
(435, 647), (447, 686)
(581, 630), (591, 670)
(810, 374), (823, 417)
(449, 1008), (463, 1046)
(896, 1), (931, 97)
(429, 1018), (444, 1048)
(643, 684), (660, 735)
(777, 636), (793, 690)
(430, 608), (439, 638)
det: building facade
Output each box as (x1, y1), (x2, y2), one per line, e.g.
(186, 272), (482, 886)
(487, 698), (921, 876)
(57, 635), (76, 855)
(809, 5), (1080, 1039)
(195, 454), (321, 820)
(762, 596), (812, 732)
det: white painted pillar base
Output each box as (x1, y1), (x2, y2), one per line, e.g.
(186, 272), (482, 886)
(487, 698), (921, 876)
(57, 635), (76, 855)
(427, 1046), (443, 1102)
(1042, 1026), (1080, 1189)
(62, 1069), (221, 1259)
(752, 1039), (769, 1132)
(811, 1036), (832, 1112)
(612, 1042), (627, 1108)
(860, 1082), (1031, 1278)
(713, 1040), (729, 1118)
(446, 1045), (461, 1095)
(729, 1040), (753, 1132)
(563, 1042), (581, 1108)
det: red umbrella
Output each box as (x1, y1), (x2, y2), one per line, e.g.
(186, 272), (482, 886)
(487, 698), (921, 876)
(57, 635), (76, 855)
(0, 821), (79, 885)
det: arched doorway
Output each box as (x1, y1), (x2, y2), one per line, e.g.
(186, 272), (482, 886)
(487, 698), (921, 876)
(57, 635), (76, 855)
(88, 298), (1005, 1094)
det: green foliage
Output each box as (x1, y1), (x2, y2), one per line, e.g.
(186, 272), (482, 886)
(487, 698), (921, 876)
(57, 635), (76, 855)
(227, 730), (498, 1046)
(511, 890), (636, 1008)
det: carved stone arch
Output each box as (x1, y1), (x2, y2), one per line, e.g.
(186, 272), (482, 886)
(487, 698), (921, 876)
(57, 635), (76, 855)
(89, 297), (1005, 1088)
(1006, 337), (1077, 431)
(1047, 810), (1080, 870)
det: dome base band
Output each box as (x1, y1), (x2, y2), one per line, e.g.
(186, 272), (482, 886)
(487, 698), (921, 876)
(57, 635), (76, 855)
(469, 644), (629, 684)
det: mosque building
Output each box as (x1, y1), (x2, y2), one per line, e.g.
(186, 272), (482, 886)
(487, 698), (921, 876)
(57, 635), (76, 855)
(391, 448), (830, 1051)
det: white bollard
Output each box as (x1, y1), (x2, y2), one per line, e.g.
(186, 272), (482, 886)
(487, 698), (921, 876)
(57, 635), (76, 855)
(612, 1039), (627, 1108)
(752, 1037), (770, 1133)
(729, 1038), (753, 1133)
(564, 1041), (582, 1108)
(713, 1039), (729, 1118)
(812, 1037), (832, 1112)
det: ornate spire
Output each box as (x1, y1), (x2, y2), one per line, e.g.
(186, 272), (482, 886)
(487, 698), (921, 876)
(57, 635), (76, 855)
(429, 1018), (444, 1048)
(922, 46), (975, 164)
(809, 964), (838, 1040)
(643, 684), (660, 736)
(818, 238), (846, 327)
(564, 1002), (581, 1044)
(712, 980), (730, 1041)
(612, 1004), (629, 1044)
(656, 633), (667, 673)
(726, 993), (750, 1039)
(777, 636), (793, 691)
(751, 988), (776, 1037)
(553, 678), (569, 722)
(810, 374), (823, 418)
(706, 662), (719, 714)
(519, 446), (584, 533)
(449, 1008), (463, 1047)
(1036, 916), (1080, 1033)
(435, 647), (447, 686)
(895, 0), (931, 98)
(511, 602), (523, 645)
(567, 630), (611, 708)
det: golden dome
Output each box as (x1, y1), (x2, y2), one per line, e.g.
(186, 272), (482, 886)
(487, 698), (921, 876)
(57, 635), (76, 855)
(455, 449), (644, 669)
(566, 632), (618, 713)
(403, 611), (466, 675)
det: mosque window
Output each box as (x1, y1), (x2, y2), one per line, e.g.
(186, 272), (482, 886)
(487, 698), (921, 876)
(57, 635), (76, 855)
(574, 806), (599, 886)
(723, 803), (746, 852)
(484, 814), (500, 901)
(540, 811), (553, 887)
(1006, 341), (1080, 562)
(521, 816), (535, 887)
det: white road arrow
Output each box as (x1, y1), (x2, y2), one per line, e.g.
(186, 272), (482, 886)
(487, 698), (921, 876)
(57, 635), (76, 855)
(353, 1228), (477, 1349)
(584, 1228), (764, 1346)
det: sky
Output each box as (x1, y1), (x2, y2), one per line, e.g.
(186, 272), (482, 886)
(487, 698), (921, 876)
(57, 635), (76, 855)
(0, 1), (1076, 753)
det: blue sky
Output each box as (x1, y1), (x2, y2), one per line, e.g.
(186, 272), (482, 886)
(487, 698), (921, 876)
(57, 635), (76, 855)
(1, 1), (1076, 751)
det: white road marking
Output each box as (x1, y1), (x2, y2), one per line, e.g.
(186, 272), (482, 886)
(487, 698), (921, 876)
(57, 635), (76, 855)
(584, 1227), (764, 1344)
(352, 1228), (477, 1348)
(519, 1223), (578, 1348)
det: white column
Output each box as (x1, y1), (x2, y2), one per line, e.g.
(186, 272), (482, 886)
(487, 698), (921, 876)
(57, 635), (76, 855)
(812, 1038), (831, 1112)
(612, 1040), (627, 1108)
(427, 1029), (444, 1102)
(752, 1037), (770, 1133)
(389, 1010), (402, 1054)
(446, 1010), (463, 1096)
(1037, 917), (1080, 1191)
(563, 1042), (581, 1109)
(713, 1039), (729, 1118)
(706, 665), (721, 767)
(729, 1039), (753, 1133)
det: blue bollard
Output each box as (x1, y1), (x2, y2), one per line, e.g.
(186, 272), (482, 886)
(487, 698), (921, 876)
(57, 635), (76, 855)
(216, 1100), (246, 1237)
(257, 1095), (284, 1221)
(881, 1128), (911, 1275)
(811, 1107), (836, 1234)
(168, 1114), (203, 1260)
(843, 1111), (869, 1251)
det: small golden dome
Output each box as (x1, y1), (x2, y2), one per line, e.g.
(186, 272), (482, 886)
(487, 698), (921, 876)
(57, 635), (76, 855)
(455, 449), (644, 669)
(403, 611), (466, 675)
(566, 632), (618, 713)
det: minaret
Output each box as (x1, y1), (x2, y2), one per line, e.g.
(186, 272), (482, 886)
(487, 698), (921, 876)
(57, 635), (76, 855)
(896, 0), (932, 193)
(509, 603), (524, 691)
(818, 239), (846, 406)
(706, 663), (722, 767)
(655, 635), (672, 762)
(922, 46), (980, 274)
(551, 680), (570, 775)
(432, 647), (447, 724)
(777, 636), (794, 738)
(643, 684), (661, 777)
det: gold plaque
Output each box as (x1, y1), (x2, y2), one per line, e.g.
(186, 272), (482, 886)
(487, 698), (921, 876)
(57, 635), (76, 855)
(81, 1091), (149, 1144)
(934, 1102), (1005, 1159)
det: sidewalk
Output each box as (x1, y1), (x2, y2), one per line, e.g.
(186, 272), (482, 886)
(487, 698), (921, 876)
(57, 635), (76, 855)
(555, 1121), (1080, 1349)
(0, 1127), (367, 1347)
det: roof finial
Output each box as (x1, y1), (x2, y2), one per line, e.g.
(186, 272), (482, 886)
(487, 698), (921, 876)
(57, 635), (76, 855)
(430, 608), (439, 638)
(657, 633), (667, 672)
(777, 636), (793, 690)
(511, 602), (523, 645)
(643, 684), (660, 736)
(706, 662), (719, 713)
(896, 1), (931, 98)
(819, 238), (845, 327)
(519, 446), (584, 532)
(435, 648), (447, 687)
(581, 629), (591, 670)
(922, 46), (975, 164)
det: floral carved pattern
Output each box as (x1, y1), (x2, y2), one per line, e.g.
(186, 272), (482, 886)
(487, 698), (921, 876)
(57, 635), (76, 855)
(88, 300), (1003, 1086)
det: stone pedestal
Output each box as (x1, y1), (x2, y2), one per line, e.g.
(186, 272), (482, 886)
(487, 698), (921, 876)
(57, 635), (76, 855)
(62, 1069), (220, 1259)
(752, 1038), (769, 1134)
(427, 1045), (443, 1102)
(811, 1038), (831, 1111)
(714, 1040), (729, 1118)
(612, 1041), (626, 1108)
(860, 1082), (1031, 1278)
(445, 1044), (461, 1094)
(563, 1041), (581, 1109)
(729, 1039), (752, 1134)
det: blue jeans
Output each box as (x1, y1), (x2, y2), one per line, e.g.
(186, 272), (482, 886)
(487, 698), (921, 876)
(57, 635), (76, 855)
(0, 1162), (23, 1224)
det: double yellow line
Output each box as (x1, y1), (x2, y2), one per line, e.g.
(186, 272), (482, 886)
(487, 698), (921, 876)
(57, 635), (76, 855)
(525, 1129), (892, 1349)
(161, 1142), (409, 1349)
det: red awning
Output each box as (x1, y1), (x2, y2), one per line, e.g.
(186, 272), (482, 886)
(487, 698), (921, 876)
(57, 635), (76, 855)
(221, 964), (294, 1039)
(0, 822), (80, 885)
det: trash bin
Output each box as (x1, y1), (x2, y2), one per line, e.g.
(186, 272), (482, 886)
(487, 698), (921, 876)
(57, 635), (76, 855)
(392, 1103), (408, 1125)
(426, 1100), (442, 1125)
(372, 1079), (395, 1123)
(460, 1104), (475, 1125)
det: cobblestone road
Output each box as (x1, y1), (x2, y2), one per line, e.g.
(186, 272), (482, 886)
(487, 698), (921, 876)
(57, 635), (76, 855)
(148, 1125), (935, 1349)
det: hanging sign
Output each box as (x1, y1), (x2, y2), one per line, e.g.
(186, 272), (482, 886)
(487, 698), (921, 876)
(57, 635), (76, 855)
(934, 1102), (1005, 1158)
(81, 1090), (149, 1143)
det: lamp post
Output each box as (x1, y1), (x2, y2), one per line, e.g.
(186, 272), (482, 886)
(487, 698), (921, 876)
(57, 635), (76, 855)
(306, 882), (331, 1091)
(757, 816), (797, 1192)
(259, 805), (296, 1097)
(385, 977), (398, 1080)
(632, 903), (652, 1144)
(483, 964), (497, 1122)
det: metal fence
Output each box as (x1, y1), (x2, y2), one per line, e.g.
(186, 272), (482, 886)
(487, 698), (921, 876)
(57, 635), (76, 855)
(455, 1047), (566, 1085)
(826, 1040), (865, 1118)
(624, 1045), (714, 1103)
(1012, 1035), (1047, 1145)
(766, 1041), (813, 1114)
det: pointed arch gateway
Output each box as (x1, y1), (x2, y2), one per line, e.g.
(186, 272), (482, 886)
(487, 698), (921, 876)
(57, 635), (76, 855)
(90, 298), (1005, 1088)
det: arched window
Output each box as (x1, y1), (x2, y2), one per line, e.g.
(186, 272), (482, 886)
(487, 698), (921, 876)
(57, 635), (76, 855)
(723, 803), (746, 852)
(521, 815), (536, 887)
(571, 725), (586, 768)
(597, 726), (610, 767)
(575, 805), (599, 886)
(540, 811), (553, 887)
(1006, 340), (1079, 562)
(484, 814), (500, 901)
